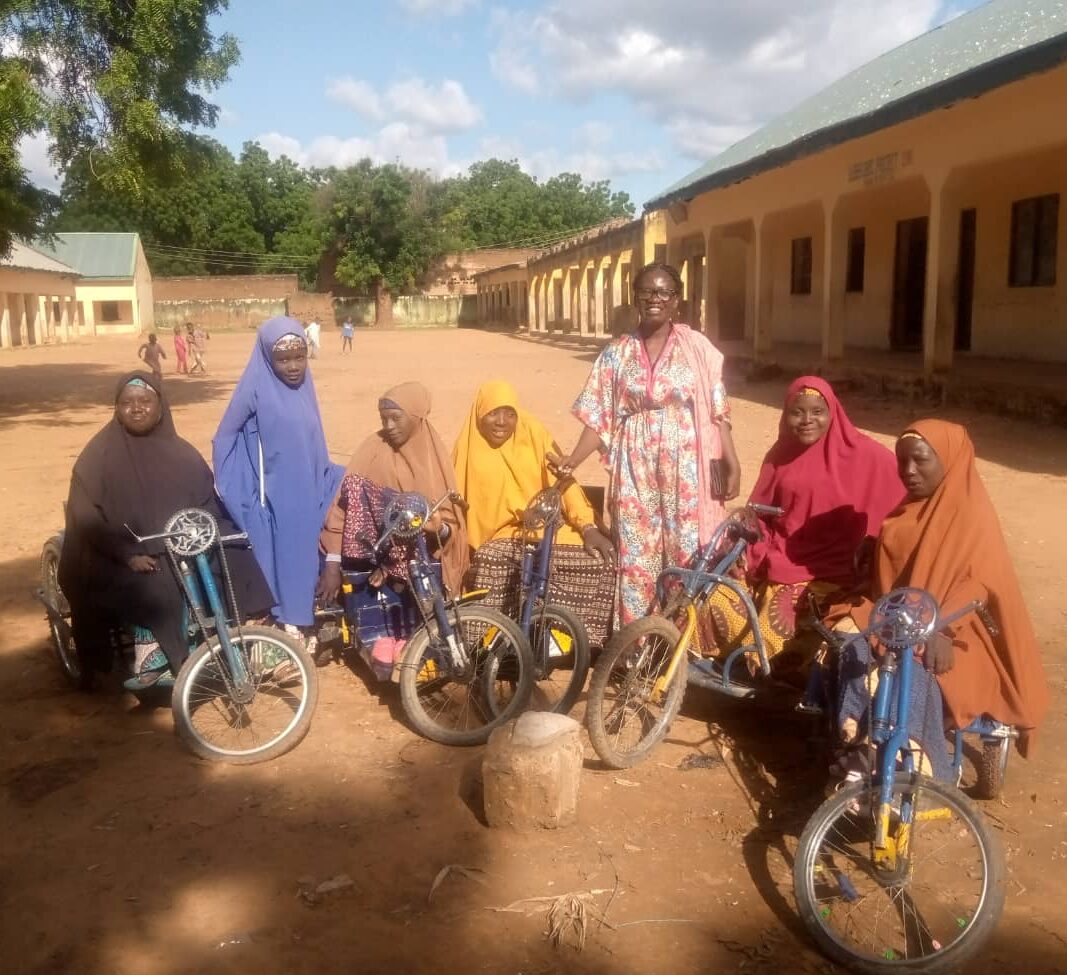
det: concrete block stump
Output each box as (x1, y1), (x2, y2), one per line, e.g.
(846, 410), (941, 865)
(482, 711), (583, 830)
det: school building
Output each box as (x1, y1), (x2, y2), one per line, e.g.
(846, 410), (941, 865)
(1, 232), (155, 350)
(506, 0), (1067, 379)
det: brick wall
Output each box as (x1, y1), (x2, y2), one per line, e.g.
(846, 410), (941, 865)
(153, 274), (298, 302)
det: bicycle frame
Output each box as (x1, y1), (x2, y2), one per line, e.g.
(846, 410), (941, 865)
(127, 512), (252, 698)
(862, 599), (985, 869)
(649, 504), (783, 702)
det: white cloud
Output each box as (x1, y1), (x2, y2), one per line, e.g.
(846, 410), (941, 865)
(489, 0), (948, 160)
(476, 134), (662, 185)
(257, 123), (452, 174)
(18, 132), (61, 190)
(325, 76), (482, 133)
(489, 47), (540, 94)
(385, 78), (482, 132)
(400, 0), (479, 14)
(326, 78), (384, 120)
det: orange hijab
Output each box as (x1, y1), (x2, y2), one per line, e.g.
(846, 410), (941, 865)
(350, 382), (468, 592)
(873, 419), (1048, 756)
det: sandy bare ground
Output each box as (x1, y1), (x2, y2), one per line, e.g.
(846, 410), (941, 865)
(1, 328), (1065, 975)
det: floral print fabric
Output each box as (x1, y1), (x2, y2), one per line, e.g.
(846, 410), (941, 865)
(574, 329), (729, 625)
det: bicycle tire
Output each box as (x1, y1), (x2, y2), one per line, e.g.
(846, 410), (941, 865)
(40, 536), (84, 687)
(172, 625), (318, 765)
(398, 606), (534, 747)
(529, 604), (590, 716)
(586, 616), (686, 769)
(794, 772), (1005, 974)
(974, 737), (1010, 801)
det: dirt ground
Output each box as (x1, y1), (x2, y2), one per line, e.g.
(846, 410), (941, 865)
(1, 328), (1065, 975)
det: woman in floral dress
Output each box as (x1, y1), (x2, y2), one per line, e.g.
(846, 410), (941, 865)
(551, 263), (741, 627)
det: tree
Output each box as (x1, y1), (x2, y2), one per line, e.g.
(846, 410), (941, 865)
(55, 138), (265, 276)
(0, 0), (238, 255)
(438, 159), (635, 250)
(324, 161), (449, 325)
(238, 142), (327, 286)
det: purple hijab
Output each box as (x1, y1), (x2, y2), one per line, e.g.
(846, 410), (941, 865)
(212, 317), (344, 625)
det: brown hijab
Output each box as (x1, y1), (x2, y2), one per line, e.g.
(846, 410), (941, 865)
(873, 419), (1049, 756)
(351, 382), (469, 592)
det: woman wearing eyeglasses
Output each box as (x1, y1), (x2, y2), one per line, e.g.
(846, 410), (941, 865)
(549, 262), (741, 627)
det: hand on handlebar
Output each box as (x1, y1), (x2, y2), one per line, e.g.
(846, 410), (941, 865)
(545, 451), (573, 478)
(918, 632), (956, 675)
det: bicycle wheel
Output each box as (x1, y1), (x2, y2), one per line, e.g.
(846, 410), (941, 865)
(398, 606), (534, 746)
(585, 616), (686, 769)
(40, 536), (83, 687)
(528, 604), (591, 716)
(794, 772), (1005, 974)
(172, 625), (318, 765)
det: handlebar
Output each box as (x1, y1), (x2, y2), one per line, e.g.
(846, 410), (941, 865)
(372, 490), (467, 558)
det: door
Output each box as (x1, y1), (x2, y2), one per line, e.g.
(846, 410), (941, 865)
(955, 208), (976, 352)
(891, 216), (928, 350)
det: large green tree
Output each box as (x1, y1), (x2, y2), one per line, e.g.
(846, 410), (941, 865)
(324, 161), (449, 325)
(56, 138), (265, 275)
(0, 0), (238, 255)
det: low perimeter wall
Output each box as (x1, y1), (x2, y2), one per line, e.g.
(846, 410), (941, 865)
(153, 297), (288, 332)
(154, 293), (478, 331)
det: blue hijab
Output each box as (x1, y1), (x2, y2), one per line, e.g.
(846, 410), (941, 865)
(212, 317), (344, 625)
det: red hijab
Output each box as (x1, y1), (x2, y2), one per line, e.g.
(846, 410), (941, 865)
(748, 376), (902, 586)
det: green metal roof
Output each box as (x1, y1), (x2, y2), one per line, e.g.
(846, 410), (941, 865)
(647, 0), (1067, 210)
(34, 232), (140, 279)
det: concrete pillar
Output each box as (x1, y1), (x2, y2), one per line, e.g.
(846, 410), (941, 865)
(60, 296), (71, 342)
(611, 257), (623, 309)
(0, 295), (10, 348)
(561, 268), (572, 328)
(593, 263), (606, 336)
(923, 173), (956, 375)
(703, 231), (720, 342)
(528, 277), (538, 331)
(577, 263), (589, 335)
(18, 293), (31, 345)
(752, 217), (774, 361)
(821, 197), (847, 362)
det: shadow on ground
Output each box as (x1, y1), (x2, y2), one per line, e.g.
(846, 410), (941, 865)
(0, 364), (233, 428)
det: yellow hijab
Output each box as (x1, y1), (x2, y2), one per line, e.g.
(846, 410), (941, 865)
(452, 380), (593, 549)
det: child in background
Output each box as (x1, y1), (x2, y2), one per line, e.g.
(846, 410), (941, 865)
(173, 326), (188, 374)
(138, 333), (166, 380)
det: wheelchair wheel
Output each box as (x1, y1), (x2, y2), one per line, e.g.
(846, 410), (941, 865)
(794, 772), (1004, 974)
(585, 616), (685, 769)
(40, 536), (83, 687)
(974, 736), (1010, 801)
(527, 604), (590, 716)
(173, 626), (318, 764)
(398, 606), (533, 746)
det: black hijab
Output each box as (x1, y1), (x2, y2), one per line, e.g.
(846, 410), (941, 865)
(71, 371), (214, 550)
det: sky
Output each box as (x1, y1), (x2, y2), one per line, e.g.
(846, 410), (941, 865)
(24, 0), (987, 211)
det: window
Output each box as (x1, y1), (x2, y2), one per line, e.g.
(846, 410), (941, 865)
(1009, 194), (1058, 287)
(100, 300), (121, 322)
(790, 237), (813, 295)
(845, 227), (866, 293)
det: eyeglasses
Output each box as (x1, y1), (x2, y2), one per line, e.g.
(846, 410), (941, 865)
(634, 287), (678, 301)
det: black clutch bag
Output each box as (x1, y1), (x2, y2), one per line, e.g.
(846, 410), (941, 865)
(709, 459), (728, 501)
